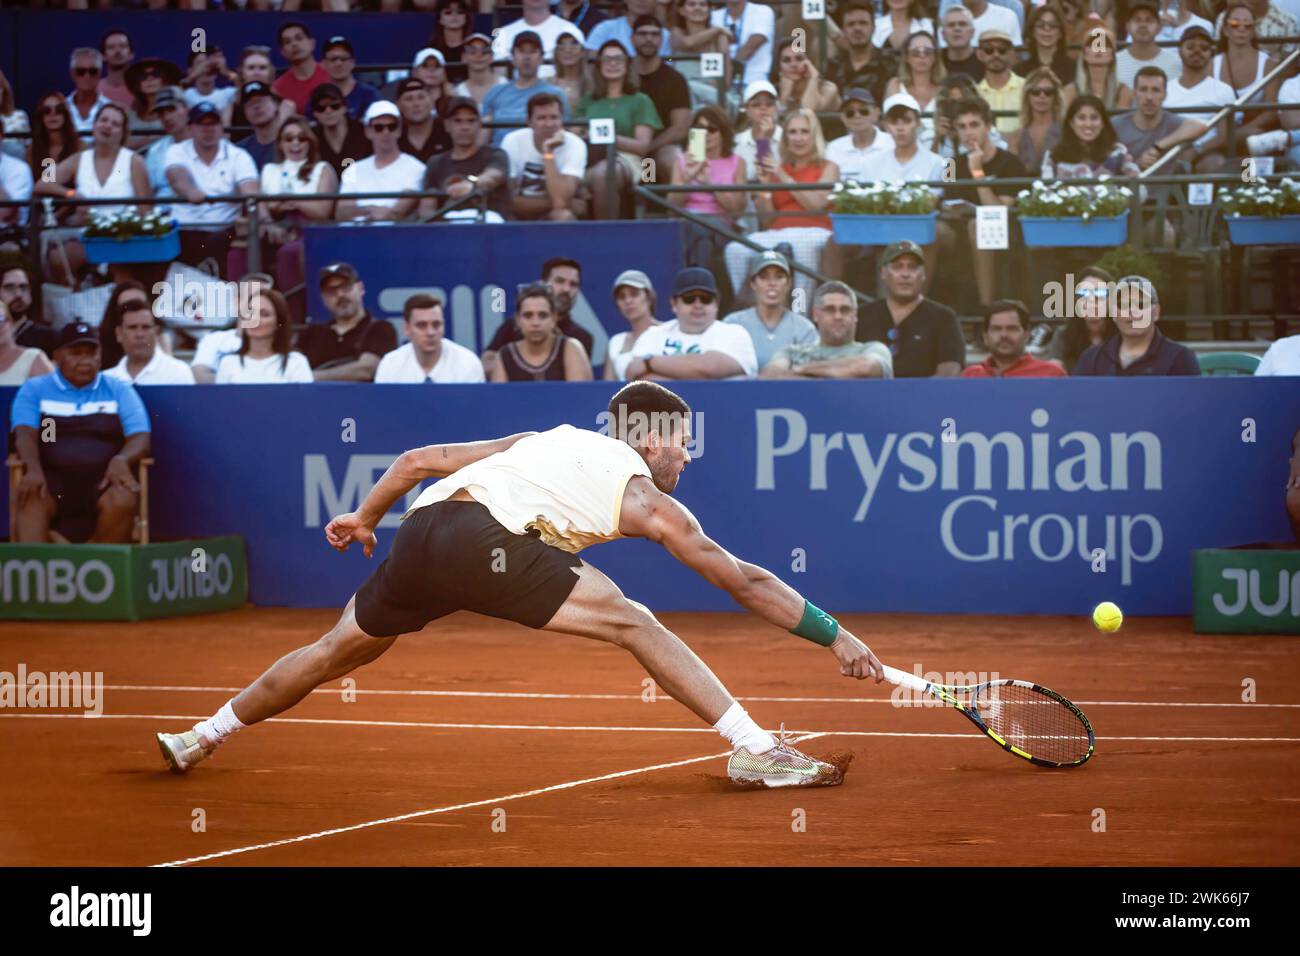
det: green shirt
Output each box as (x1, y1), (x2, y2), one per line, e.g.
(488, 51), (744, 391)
(578, 91), (662, 138)
(772, 340), (894, 378)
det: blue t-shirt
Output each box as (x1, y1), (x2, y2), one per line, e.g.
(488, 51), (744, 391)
(236, 135), (278, 171)
(585, 17), (671, 57)
(482, 81), (569, 147)
(11, 370), (150, 475)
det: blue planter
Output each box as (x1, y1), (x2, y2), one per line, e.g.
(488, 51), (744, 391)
(1019, 212), (1129, 248)
(82, 228), (180, 264)
(1225, 215), (1300, 246)
(830, 212), (938, 246)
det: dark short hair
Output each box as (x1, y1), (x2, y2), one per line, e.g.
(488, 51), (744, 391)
(99, 29), (131, 55)
(541, 257), (582, 284)
(527, 91), (564, 117)
(953, 97), (992, 126)
(277, 21), (312, 46)
(1134, 65), (1168, 87)
(632, 14), (662, 31)
(119, 301), (160, 327)
(606, 382), (692, 443)
(515, 282), (556, 315)
(1079, 265), (1115, 284)
(984, 298), (1031, 331)
(403, 293), (443, 322)
(840, 2), (875, 22)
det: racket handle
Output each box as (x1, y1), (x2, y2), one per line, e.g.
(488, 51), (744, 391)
(881, 664), (930, 692)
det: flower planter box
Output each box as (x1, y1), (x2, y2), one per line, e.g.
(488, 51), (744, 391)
(1225, 215), (1300, 246)
(1019, 212), (1129, 248)
(830, 212), (938, 246)
(82, 228), (180, 264)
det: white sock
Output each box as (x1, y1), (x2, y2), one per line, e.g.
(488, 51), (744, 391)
(713, 701), (775, 754)
(194, 700), (246, 746)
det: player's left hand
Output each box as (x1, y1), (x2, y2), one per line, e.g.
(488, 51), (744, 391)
(325, 512), (378, 557)
(829, 628), (884, 682)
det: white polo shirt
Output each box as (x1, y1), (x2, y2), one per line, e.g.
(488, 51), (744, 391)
(826, 130), (896, 182)
(106, 348), (197, 385)
(164, 139), (259, 225)
(1255, 335), (1300, 376)
(374, 340), (487, 383)
(1163, 74), (1235, 134)
(68, 91), (114, 135)
(339, 152), (425, 209)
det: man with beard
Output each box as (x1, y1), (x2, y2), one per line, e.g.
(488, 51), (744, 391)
(1, 262), (56, 356)
(481, 257), (595, 374)
(962, 300), (1066, 377)
(826, 3), (897, 106)
(854, 241), (964, 377)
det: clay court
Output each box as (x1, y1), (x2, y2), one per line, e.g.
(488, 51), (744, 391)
(2, 608), (1297, 868)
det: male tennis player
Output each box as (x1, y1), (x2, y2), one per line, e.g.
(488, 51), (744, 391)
(158, 373), (885, 787)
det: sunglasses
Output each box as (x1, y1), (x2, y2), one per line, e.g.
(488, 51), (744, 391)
(1029, 87), (1056, 96)
(1226, 18), (1253, 28)
(981, 44), (1012, 54)
(679, 292), (715, 305)
(74, 67), (100, 77)
(842, 106), (869, 117)
(317, 100), (345, 112)
(909, 48), (937, 57)
(370, 121), (399, 132)
(41, 104), (64, 115)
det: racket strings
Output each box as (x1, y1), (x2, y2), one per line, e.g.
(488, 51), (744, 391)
(973, 684), (1092, 765)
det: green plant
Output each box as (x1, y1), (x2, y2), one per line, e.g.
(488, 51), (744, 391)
(1093, 246), (1166, 289)
(1015, 179), (1133, 220)
(1218, 178), (1300, 218)
(830, 181), (938, 215)
(82, 209), (173, 240)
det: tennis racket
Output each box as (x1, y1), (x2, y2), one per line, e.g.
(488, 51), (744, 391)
(882, 664), (1095, 768)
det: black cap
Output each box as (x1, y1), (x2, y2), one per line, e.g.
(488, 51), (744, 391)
(841, 87), (876, 108)
(319, 261), (359, 286)
(188, 100), (221, 124)
(672, 267), (718, 297)
(512, 30), (543, 50)
(1127, 0), (1160, 16)
(310, 82), (345, 108)
(443, 96), (479, 118)
(395, 77), (427, 98)
(323, 35), (354, 57)
(241, 80), (274, 103)
(57, 321), (99, 350)
(1180, 25), (1214, 45)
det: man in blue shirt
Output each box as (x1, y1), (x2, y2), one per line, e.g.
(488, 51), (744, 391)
(482, 33), (569, 148)
(585, 0), (672, 56)
(10, 322), (152, 543)
(1072, 275), (1202, 376)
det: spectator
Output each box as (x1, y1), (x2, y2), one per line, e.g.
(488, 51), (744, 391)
(455, 33), (509, 106)
(1157, 0), (1215, 43)
(165, 102), (259, 276)
(1072, 275), (1200, 375)
(1044, 266), (1119, 371)
(483, 257), (596, 368)
(217, 288), (314, 385)
(494, 0), (587, 77)
(1115, 67), (1207, 169)
(0, 69), (28, 161)
(316, 36), (380, 121)
(626, 267), (758, 380)
(301, 261), (398, 381)
(224, 46), (296, 132)
(420, 97), (511, 222)
(604, 269), (662, 379)
(962, 299), (1067, 377)
(552, 33), (594, 110)
(1, 262), (56, 356)
(125, 57), (182, 141)
(976, 28), (1026, 135)
(885, 31), (945, 151)
(1213, 0), (1299, 58)
(483, 33), (570, 149)
(940, 7), (986, 82)
(579, 39), (662, 220)
(557, 0), (609, 37)
(503, 92), (589, 221)
(104, 302), (195, 385)
(273, 22), (330, 116)
(191, 273), (273, 385)
(1058, 0), (1096, 54)
(1163, 27), (1235, 173)
(0, 300), (53, 385)
(337, 101), (425, 223)
(430, 0), (476, 85)
(672, 0), (733, 103)
(0, 126), (34, 232)
(1248, 64), (1300, 162)
(402, 48), (457, 117)
(395, 77), (451, 163)
(1008, 67), (1065, 175)
(1014, 4), (1074, 86)
(1118, 1), (1184, 88)
(711, 0), (777, 88)
(588, 0), (673, 58)
(761, 280), (892, 379)
(490, 282), (594, 381)
(724, 249), (818, 370)
(1043, 94), (1141, 178)
(863, 92), (947, 190)
(234, 82), (284, 170)
(773, 37), (842, 115)
(98, 30), (134, 109)
(97, 279), (152, 370)
(375, 293), (486, 383)
(734, 80), (781, 174)
(855, 240), (964, 377)
(829, 4), (899, 107)
(1214, 2), (1283, 150)
(827, 88), (895, 181)
(311, 83), (373, 178)
(932, 73), (1010, 158)
(632, 17), (693, 172)
(726, 108), (838, 303)
(1255, 331), (1300, 375)
(181, 48), (239, 115)
(143, 86), (190, 198)
(26, 93), (79, 187)
(955, 0), (1023, 46)
(876, 0), (935, 53)
(9, 320), (151, 544)
(68, 48), (112, 137)
(670, 105), (747, 266)
(1065, 26), (1134, 110)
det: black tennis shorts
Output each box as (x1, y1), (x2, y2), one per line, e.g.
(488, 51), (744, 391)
(354, 500), (584, 638)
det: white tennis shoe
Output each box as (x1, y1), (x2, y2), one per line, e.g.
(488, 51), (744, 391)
(726, 725), (846, 788)
(156, 728), (217, 774)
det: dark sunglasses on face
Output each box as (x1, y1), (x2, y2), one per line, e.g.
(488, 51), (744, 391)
(370, 121), (399, 133)
(74, 67), (100, 77)
(680, 292), (715, 305)
(981, 44), (1012, 54)
(1029, 87), (1055, 96)
(843, 106), (868, 117)
(42, 104), (63, 115)
(140, 67), (162, 78)
(317, 100), (345, 112)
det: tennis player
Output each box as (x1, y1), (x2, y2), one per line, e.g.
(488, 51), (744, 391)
(158, 379), (885, 787)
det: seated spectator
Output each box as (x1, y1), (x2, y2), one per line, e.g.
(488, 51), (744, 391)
(455, 32), (508, 106)
(315, 35), (380, 121)
(1045, 266), (1119, 370)
(375, 293), (486, 383)
(761, 280), (892, 379)
(1115, 67), (1207, 170)
(588, 0), (671, 58)
(1014, 5), (1073, 87)
(940, 7), (985, 83)
(953, 0), (1024, 45)
(1254, 332), (1300, 375)
(165, 102), (259, 277)
(1214, 3), (1283, 151)
(604, 269), (663, 380)
(217, 288), (314, 385)
(932, 74), (1005, 158)
(632, 17), (693, 173)
(9, 320), (151, 544)
(0, 300), (53, 385)
(828, 4), (899, 107)
(143, 86), (190, 198)
(963, 300), (1068, 377)
(67, 48), (112, 137)
(98, 29), (134, 110)
(669, 105), (747, 266)
(725, 108), (838, 302)
(483, 32), (570, 149)
(711, 0), (777, 88)
(975, 29), (1025, 136)
(273, 22), (330, 116)
(826, 89), (894, 182)
(98, 280), (153, 370)
(181, 48), (239, 115)
(723, 249), (818, 370)
(430, 0), (476, 84)
(1246, 68), (1300, 159)
(301, 262), (398, 381)
(1, 261), (56, 356)
(495, 0), (587, 75)
(1008, 67), (1064, 175)
(104, 302), (195, 385)
(233, 82), (284, 171)
(503, 92), (589, 221)
(337, 101), (425, 223)
(192, 273), (274, 385)
(26, 93), (80, 188)
(490, 283), (594, 381)
(626, 268), (758, 380)
(1163, 26), (1235, 174)
(876, 0), (935, 53)
(0, 124), (34, 233)
(580, 39), (662, 219)
(223, 46), (295, 131)
(1065, 25), (1134, 110)
(395, 76), (451, 163)
(311, 83), (373, 178)
(1117, 1), (1184, 88)
(1213, 0), (1299, 58)
(125, 57), (182, 146)
(483, 257), (595, 371)
(1072, 275), (1201, 375)
(734, 81), (782, 175)
(1043, 94), (1141, 179)
(773, 37), (842, 116)
(419, 98), (511, 222)
(885, 32), (943, 151)
(672, 0), (733, 104)
(1156, 0), (1215, 44)
(855, 240), (964, 377)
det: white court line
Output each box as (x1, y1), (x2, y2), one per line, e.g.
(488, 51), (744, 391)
(94, 685), (1300, 710)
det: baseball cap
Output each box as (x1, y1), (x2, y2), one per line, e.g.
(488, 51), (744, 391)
(319, 262), (359, 287)
(612, 269), (653, 295)
(240, 80), (274, 103)
(323, 35), (354, 56)
(465, 32), (493, 46)
(363, 100), (401, 124)
(749, 249), (791, 279)
(1116, 274), (1159, 307)
(671, 267), (718, 298)
(882, 92), (922, 117)
(512, 30), (544, 50)
(1180, 25), (1214, 45)
(443, 96), (479, 118)
(395, 77), (427, 98)
(841, 87), (876, 108)
(743, 80), (778, 104)
(412, 47), (446, 67)
(978, 28), (1013, 46)
(310, 82), (345, 109)
(56, 321), (99, 349)
(154, 85), (185, 110)
(881, 240), (925, 265)
(1126, 0), (1160, 17)
(188, 100), (221, 124)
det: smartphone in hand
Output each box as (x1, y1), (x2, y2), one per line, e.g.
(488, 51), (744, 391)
(688, 127), (708, 164)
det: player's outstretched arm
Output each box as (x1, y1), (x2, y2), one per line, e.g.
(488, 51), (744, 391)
(619, 477), (884, 680)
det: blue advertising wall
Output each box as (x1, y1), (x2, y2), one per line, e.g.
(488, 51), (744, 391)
(303, 222), (685, 366)
(5, 378), (1297, 616)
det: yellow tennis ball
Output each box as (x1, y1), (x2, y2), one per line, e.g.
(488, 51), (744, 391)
(1092, 601), (1123, 633)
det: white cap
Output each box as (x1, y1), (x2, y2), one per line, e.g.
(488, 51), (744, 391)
(881, 92), (922, 117)
(412, 47), (446, 68)
(743, 80), (778, 104)
(363, 100), (401, 124)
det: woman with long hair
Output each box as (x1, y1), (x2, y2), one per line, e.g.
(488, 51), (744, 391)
(26, 92), (80, 181)
(1047, 266), (1120, 371)
(875, 0), (934, 53)
(1214, 1), (1281, 147)
(671, 0), (733, 100)
(1015, 4), (1076, 86)
(670, 105), (748, 266)
(97, 280), (152, 371)
(124, 58), (182, 143)
(1009, 67), (1066, 174)
(223, 46), (295, 131)
(490, 284), (593, 382)
(1065, 25), (1134, 109)
(772, 37), (841, 115)
(885, 31), (945, 152)
(552, 33), (593, 111)
(429, 0), (473, 85)
(216, 288), (313, 384)
(579, 39), (662, 219)
(0, 68), (30, 161)
(1043, 93), (1140, 177)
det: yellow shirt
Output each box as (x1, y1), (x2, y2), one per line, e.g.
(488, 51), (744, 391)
(977, 73), (1026, 135)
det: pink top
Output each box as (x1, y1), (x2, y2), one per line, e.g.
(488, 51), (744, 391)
(679, 152), (741, 218)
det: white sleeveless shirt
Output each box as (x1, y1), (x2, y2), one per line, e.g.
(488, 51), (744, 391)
(404, 424), (653, 553)
(77, 146), (136, 217)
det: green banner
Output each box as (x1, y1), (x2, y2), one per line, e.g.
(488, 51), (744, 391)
(1193, 549), (1300, 635)
(0, 537), (246, 621)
